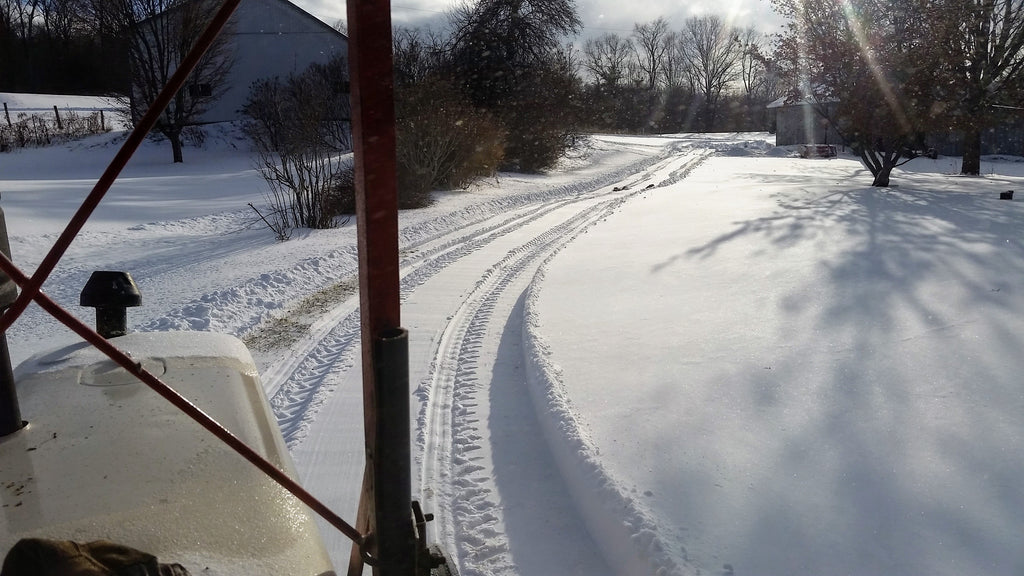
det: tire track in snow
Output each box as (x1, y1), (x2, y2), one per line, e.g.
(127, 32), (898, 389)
(268, 192), (632, 446)
(426, 201), (622, 574)
(265, 144), (701, 447)
(418, 150), (711, 575)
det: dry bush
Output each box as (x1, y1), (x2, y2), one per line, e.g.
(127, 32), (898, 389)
(242, 57), (352, 238)
(326, 163), (357, 218)
(495, 63), (581, 172)
(395, 77), (504, 206)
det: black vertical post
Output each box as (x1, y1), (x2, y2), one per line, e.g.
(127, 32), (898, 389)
(0, 205), (22, 436)
(0, 333), (20, 436)
(375, 329), (412, 574)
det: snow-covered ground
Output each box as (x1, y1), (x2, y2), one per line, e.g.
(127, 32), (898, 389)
(2, 119), (1023, 576)
(0, 92), (122, 120)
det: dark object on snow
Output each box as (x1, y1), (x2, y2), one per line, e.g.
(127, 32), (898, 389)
(1, 538), (191, 576)
(1000, 190), (1014, 200)
(0, 205), (21, 438)
(80, 271), (142, 338)
(413, 500), (460, 576)
(799, 144), (837, 158)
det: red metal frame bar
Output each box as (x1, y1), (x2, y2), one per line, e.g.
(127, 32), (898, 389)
(0, 0), (243, 334)
(347, 0), (415, 573)
(0, 253), (365, 545)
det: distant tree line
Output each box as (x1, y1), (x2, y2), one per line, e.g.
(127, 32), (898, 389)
(577, 16), (783, 134)
(0, 0), (129, 94)
(2, 0), (234, 164)
(394, 12), (784, 162)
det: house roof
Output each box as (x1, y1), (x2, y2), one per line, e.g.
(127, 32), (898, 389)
(137, 0), (347, 41)
(766, 93), (839, 109)
(259, 0), (347, 39)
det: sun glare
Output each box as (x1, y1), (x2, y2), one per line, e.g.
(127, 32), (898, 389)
(838, 0), (912, 132)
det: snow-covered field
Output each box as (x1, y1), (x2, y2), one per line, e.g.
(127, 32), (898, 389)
(0, 92), (122, 118)
(2, 120), (1023, 576)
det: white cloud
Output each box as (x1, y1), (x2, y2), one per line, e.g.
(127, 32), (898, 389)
(289, 0), (785, 39)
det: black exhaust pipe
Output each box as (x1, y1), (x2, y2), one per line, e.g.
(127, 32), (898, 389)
(0, 205), (24, 437)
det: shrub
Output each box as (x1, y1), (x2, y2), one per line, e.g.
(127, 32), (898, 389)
(326, 163), (357, 218)
(242, 56), (352, 238)
(395, 77), (504, 206)
(493, 63), (582, 172)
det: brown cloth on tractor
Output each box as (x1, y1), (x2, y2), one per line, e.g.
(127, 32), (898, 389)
(1, 538), (190, 576)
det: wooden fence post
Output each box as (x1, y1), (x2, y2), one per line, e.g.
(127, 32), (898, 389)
(3, 103), (10, 128)
(53, 106), (63, 130)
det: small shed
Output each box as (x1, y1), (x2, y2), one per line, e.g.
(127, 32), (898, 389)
(768, 95), (842, 147)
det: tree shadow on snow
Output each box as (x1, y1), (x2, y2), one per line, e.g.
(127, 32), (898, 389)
(654, 181), (1024, 575)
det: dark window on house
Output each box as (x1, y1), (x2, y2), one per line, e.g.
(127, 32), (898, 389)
(188, 83), (213, 99)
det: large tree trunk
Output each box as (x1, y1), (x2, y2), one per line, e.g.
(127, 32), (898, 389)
(871, 164), (893, 187)
(856, 146), (892, 187)
(961, 125), (981, 175)
(169, 130), (184, 163)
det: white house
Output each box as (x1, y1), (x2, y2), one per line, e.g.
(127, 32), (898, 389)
(195, 0), (348, 123)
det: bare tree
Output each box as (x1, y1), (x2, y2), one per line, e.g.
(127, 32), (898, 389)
(631, 17), (670, 89)
(659, 30), (685, 89)
(102, 0), (232, 163)
(737, 28), (764, 100)
(582, 32), (632, 87)
(11, 0), (40, 43)
(392, 25), (449, 87)
(927, 0), (1024, 174)
(773, 0), (937, 186)
(679, 15), (742, 131)
(557, 40), (582, 81)
(735, 27), (782, 128)
(39, 0), (83, 42)
(243, 57), (352, 238)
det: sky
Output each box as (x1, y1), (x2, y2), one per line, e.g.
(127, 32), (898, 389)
(295, 0), (786, 40)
